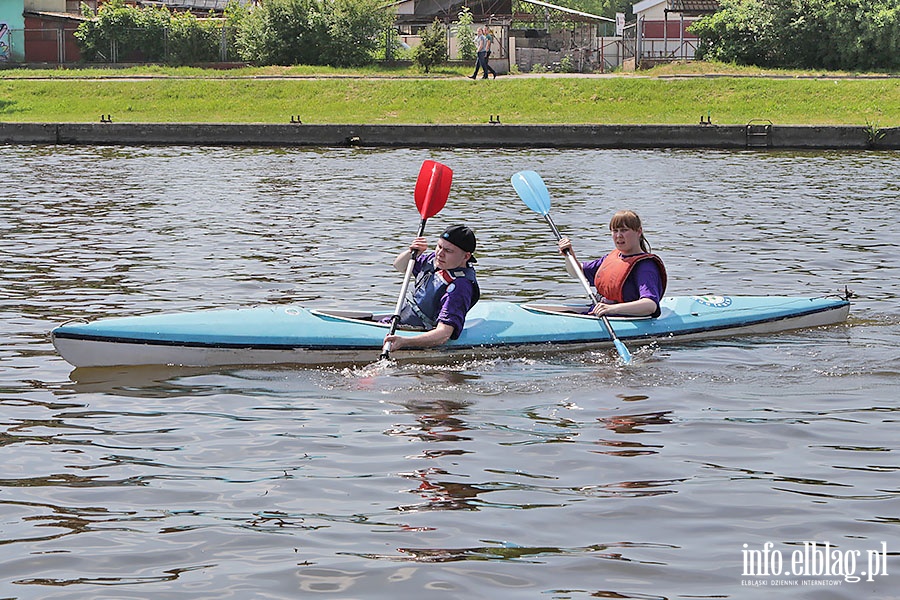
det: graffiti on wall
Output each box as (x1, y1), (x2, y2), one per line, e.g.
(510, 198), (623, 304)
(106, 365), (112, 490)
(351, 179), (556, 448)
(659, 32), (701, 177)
(0, 24), (10, 62)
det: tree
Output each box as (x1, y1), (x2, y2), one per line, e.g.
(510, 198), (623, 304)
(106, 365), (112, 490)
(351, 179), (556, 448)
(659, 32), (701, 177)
(234, 0), (392, 67)
(414, 19), (448, 73)
(316, 0), (394, 68)
(517, 0), (634, 20)
(167, 10), (222, 64)
(75, 0), (225, 65)
(236, 0), (320, 65)
(75, 0), (169, 62)
(690, 0), (779, 66)
(691, 0), (900, 70)
(453, 7), (476, 61)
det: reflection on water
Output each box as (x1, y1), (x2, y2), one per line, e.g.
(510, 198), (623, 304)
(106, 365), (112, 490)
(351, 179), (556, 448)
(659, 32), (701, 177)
(1, 146), (898, 598)
(383, 540), (676, 565)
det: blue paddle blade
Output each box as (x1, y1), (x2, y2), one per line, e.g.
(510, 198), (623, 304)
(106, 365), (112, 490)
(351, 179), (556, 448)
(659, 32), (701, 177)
(613, 338), (633, 364)
(511, 170), (552, 215)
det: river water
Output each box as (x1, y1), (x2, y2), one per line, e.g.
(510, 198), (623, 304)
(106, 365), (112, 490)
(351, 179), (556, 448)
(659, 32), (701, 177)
(1, 145), (898, 599)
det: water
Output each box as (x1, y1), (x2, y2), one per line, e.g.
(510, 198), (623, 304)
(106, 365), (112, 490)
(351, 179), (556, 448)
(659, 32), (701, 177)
(1, 145), (898, 599)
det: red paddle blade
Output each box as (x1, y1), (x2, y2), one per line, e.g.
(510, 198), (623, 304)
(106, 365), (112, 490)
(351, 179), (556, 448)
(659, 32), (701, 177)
(414, 160), (452, 219)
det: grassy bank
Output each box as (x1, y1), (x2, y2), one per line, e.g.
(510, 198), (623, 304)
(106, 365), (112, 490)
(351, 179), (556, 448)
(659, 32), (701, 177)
(1, 63), (897, 126)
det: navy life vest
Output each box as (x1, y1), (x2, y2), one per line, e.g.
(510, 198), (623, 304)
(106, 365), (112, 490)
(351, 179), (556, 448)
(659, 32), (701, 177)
(399, 260), (479, 329)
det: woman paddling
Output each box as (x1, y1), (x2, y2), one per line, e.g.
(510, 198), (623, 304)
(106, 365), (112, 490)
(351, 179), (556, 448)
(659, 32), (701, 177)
(558, 210), (666, 318)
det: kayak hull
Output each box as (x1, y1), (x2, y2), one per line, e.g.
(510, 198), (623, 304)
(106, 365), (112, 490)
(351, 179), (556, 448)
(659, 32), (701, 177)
(50, 295), (850, 368)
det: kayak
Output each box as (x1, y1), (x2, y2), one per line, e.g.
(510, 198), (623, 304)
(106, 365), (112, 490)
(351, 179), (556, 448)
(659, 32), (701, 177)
(50, 294), (850, 368)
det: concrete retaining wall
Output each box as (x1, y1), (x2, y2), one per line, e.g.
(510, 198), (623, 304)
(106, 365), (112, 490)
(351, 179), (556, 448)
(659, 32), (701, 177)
(1, 122), (898, 150)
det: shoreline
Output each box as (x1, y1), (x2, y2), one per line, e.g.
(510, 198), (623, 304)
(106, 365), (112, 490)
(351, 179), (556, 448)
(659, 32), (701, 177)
(1, 122), (897, 150)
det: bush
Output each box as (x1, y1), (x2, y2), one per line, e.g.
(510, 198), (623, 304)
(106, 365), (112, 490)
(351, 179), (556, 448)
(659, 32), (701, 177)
(167, 11), (223, 64)
(75, 0), (228, 65)
(76, 0), (392, 67)
(319, 0), (393, 67)
(76, 0), (169, 62)
(375, 27), (406, 62)
(235, 0), (319, 65)
(691, 0), (900, 70)
(414, 19), (448, 73)
(234, 0), (392, 67)
(453, 7), (476, 61)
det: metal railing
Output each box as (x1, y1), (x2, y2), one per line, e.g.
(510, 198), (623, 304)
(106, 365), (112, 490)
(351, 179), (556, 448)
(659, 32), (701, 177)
(638, 38), (699, 61)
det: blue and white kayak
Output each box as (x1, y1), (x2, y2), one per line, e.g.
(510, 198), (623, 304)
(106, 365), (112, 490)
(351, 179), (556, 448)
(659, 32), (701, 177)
(50, 294), (850, 368)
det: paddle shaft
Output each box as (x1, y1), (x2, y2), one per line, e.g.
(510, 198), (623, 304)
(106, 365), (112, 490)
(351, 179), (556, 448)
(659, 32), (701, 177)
(544, 214), (598, 300)
(381, 218), (427, 358)
(544, 214), (632, 362)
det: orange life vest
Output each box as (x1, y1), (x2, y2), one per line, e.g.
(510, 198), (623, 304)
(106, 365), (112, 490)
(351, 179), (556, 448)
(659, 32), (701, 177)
(593, 250), (667, 303)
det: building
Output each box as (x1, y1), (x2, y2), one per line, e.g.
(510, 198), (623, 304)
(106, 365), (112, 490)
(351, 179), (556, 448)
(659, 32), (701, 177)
(22, 0), (92, 63)
(1, 0), (27, 62)
(504, 0), (618, 73)
(135, 1), (253, 15)
(631, 0), (719, 66)
(389, 0), (513, 72)
(390, 0), (622, 73)
(391, 0), (513, 30)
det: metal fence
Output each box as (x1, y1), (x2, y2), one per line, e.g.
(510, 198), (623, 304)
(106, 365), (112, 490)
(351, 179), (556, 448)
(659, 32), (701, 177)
(633, 16), (700, 66)
(1, 25), (24, 63)
(639, 38), (699, 61)
(21, 28), (81, 64)
(1, 26), (236, 65)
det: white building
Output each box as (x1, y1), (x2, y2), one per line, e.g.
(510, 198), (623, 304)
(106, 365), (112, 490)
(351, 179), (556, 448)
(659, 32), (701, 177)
(631, 0), (719, 65)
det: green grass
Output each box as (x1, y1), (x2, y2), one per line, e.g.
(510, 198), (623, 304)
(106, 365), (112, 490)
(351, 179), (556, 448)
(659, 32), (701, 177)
(0, 62), (897, 126)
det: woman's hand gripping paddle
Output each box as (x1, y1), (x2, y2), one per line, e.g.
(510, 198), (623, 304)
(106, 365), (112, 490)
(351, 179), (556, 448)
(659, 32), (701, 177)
(511, 170), (633, 364)
(380, 160), (453, 360)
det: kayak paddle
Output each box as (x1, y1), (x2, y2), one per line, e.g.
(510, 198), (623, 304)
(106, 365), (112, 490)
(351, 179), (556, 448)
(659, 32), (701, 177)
(511, 170), (633, 364)
(381, 160), (453, 359)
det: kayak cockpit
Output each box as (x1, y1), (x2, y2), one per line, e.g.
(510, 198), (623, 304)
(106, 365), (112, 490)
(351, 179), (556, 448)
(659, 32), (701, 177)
(521, 303), (652, 321)
(310, 309), (428, 331)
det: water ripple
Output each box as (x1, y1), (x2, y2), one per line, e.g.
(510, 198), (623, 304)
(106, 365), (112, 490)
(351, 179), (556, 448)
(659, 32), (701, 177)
(1, 146), (898, 599)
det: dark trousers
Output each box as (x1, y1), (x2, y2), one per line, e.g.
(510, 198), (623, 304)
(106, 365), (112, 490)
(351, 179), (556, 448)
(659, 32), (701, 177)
(473, 51), (496, 78)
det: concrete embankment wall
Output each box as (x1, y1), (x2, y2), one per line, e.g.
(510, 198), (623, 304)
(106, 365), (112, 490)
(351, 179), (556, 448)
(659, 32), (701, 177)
(1, 122), (898, 150)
